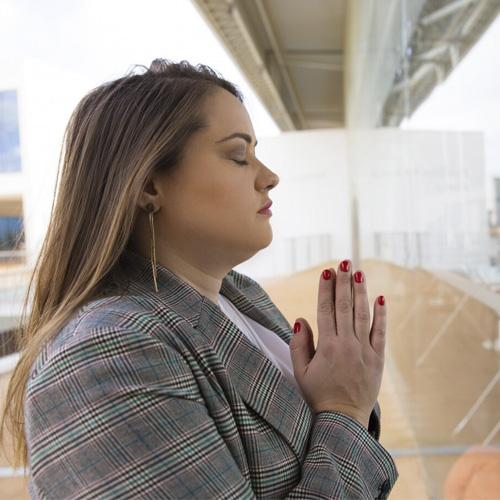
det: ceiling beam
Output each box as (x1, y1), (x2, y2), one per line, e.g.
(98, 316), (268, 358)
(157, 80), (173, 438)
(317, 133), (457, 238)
(285, 55), (343, 72)
(417, 43), (453, 61)
(190, 0), (297, 130)
(460, 0), (490, 35)
(420, 0), (476, 27)
(254, 0), (308, 129)
(391, 62), (444, 94)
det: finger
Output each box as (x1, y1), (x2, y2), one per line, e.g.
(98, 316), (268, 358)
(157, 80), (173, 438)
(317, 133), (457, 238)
(335, 259), (353, 336)
(370, 296), (387, 356)
(289, 318), (315, 378)
(317, 268), (336, 340)
(353, 270), (371, 342)
(303, 319), (316, 358)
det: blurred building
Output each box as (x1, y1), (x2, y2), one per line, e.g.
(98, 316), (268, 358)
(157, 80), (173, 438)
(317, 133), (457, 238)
(0, 89), (23, 260)
(0, 59), (90, 267)
(0, 59), (90, 356)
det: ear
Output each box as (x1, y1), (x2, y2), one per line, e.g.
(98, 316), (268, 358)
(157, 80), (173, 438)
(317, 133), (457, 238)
(137, 178), (162, 213)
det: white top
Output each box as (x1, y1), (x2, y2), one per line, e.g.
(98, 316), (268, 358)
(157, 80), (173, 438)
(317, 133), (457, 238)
(218, 294), (300, 392)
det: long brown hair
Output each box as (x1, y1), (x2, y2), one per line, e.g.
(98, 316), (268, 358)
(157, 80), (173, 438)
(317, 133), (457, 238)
(1, 59), (242, 466)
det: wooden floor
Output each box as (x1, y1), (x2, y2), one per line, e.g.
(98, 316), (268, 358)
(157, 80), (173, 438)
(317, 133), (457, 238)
(1, 260), (499, 499)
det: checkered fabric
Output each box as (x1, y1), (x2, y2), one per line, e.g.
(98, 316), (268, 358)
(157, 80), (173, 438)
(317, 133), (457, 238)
(26, 251), (398, 499)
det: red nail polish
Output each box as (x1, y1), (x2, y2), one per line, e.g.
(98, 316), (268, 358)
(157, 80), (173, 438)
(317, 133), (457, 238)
(294, 321), (301, 334)
(340, 260), (350, 272)
(322, 269), (332, 280)
(354, 271), (364, 283)
(378, 296), (385, 306)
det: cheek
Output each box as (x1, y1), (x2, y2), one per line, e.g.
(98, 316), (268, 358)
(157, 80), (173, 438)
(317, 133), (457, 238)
(194, 177), (252, 213)
(165, 179), (251, 232)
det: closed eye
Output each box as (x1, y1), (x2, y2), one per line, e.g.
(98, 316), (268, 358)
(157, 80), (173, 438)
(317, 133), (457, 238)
(233, 159), (249, 166)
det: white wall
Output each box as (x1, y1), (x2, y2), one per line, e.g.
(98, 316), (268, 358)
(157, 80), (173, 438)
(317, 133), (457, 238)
(237, 127), (489, 279)
(236, 129), (352, 279)
(350, 128), (489, 270)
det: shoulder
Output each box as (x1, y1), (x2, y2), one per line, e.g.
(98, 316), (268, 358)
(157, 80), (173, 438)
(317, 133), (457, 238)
(26, 294), (205, 434)
(25, 297), (206, 472)
(31, 292), (193, 382)
(51, 294), (166, 346)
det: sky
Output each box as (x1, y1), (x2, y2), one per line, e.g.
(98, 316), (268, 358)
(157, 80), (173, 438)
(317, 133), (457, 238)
(0, 0), (281, 137)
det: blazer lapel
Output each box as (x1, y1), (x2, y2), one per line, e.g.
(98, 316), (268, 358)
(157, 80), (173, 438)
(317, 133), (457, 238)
(220, 271), (293, 344)
(197, 286), (312, 460)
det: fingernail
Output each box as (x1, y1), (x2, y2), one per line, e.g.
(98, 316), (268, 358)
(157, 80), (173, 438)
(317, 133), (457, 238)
(354, 271), (364, 283)
(378, 296), (385, 306)
(322, 269), (332, 280)
(294, 321), (301, 334)
(340, 260), (350, 272)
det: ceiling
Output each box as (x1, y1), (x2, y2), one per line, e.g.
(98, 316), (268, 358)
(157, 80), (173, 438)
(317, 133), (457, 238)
(191, 0), (500, 130)
(383, 0), (500, 126)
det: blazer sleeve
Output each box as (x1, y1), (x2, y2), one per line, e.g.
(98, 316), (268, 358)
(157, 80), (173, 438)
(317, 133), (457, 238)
(26, 325), (256, 500)
(26, 324), (397, 499)
(290, 412), (396, 499)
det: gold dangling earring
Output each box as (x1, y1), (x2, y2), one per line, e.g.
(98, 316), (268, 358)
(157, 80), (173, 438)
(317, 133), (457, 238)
(146, 203), (159, 293)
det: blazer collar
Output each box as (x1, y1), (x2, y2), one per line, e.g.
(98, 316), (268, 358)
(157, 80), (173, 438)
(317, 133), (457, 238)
(122, 251), (292, 339)
(122, 251), (312, 457)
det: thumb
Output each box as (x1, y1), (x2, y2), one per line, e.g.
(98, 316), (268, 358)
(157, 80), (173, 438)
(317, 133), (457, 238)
(289, 318), (314, 379)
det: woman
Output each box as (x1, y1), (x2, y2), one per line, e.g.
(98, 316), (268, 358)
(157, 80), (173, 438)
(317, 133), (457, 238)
(2, 59), (397, 498)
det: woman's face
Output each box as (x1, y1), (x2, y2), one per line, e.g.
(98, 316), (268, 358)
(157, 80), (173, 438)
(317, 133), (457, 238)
(152, 88), (279, 270)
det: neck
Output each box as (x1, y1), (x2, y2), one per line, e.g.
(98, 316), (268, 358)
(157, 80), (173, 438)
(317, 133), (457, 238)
(130, 213), (239, 304)
(157, 251), (226, 304)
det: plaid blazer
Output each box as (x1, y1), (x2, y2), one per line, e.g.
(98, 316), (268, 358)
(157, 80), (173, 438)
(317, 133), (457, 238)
(26, 252), (398, 499)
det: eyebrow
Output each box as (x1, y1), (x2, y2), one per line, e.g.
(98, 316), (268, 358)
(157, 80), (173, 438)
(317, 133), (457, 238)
(216, 132), (257, 146)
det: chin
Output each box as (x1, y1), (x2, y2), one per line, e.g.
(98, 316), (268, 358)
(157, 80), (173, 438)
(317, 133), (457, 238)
(257, 227), (273, 250)
(234, 233), (273, 267)
(262, 234), (273, 249)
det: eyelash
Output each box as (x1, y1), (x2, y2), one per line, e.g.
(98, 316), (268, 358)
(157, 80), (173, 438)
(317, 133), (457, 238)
(233, 159), (249, 166)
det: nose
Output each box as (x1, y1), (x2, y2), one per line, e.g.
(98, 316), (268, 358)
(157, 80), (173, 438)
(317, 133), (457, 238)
(259, 162), (279, 191)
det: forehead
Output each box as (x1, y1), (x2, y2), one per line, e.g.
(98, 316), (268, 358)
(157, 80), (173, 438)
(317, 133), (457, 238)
(202, 89), (254, 138)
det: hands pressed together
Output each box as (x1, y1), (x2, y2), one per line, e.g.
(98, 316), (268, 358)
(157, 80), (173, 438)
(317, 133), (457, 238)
(289, 260), (386, 429)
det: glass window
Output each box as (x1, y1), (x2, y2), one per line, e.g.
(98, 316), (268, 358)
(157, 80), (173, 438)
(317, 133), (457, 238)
(0, 216), (24, 250)
(346, 4), (500, 498)
(0, 90), (22, 173)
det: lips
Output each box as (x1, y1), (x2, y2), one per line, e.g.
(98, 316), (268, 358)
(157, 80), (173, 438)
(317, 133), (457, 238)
(258, 200), (273, 216)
